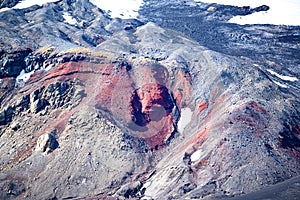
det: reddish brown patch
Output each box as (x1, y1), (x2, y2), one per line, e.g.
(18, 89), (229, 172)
(173, 89), (183, 109)
(54, 110), (74, 134)
(127, 83), (176, 149)
(229, 101), (269, 136)
(129, 84), (174, 126)
(180, 128), (208, 153)
(172, 69), (191, 108)
(12, 144), (34, 163)
(200, 92), (229, 127)
(191, 129), (208, 149)
(23, 60), (181, 150)
(198, 100), (208, 113)
(95, 75), (121, 108)
(248, 101), (268, 115)
(193, 159), (208, 171)
(27, 70), (44, 84)
(142, 115), (175, 149)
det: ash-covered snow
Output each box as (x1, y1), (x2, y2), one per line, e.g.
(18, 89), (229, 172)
(195, 0), (300, 26)
(89, 0), (144, 19)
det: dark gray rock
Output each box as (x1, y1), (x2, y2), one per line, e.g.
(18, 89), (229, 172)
(0, 0), (20, 9)
(30, 98), (49, 114)
(0, 180), (25, 199)
(0, 48), (32, 78)
(178, 183), (197, 195)
(115, 181), (142, 198)
(0, 111), (5, 125)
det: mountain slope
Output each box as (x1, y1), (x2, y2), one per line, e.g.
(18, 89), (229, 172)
(0, 0), (299, 199)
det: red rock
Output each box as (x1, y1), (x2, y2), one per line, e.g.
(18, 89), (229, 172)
(198, 100), (208, 113)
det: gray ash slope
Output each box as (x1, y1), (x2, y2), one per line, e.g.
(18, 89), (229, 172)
(0, 0), (299, 199)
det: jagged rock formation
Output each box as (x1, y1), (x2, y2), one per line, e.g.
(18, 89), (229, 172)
(0, 0), (299, 199)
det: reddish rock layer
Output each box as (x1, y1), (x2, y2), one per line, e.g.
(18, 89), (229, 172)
(24, 59), (180, 149)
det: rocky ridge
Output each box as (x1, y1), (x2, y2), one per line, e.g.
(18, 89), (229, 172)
(0, 0), (299, 199)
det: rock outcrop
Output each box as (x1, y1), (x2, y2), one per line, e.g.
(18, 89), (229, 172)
(0, 48), (32, 78)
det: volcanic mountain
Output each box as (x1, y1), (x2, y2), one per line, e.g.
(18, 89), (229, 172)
(0, 0), (299, 199)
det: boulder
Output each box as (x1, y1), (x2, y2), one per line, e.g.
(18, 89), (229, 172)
(30, 99), (48, 114)
(35, 132), (59, 153)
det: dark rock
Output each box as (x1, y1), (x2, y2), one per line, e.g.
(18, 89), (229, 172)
(10, 121), (20, 131)
(0, 0), (20, 9)
(252, 5), (269, 12)
(0, 48), (32, 78)
(15, 95), (30, 114)
(178, 183), (197, 194)
(0, 181), (25, 199)
(190, 181), (217, 198)
(0, 111), (6, 125)
(30, 98), (49, 113)
(116, 181), (142, 198)
(4, 106), (14, 124)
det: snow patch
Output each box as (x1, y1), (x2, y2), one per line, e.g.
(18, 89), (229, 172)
(0, 0), (59, 12)
(191, 149), (202, 162)
(13, 0), (59, 9)
(44, 64), (53, 71)
(89, 0), (144, 19)
(62, 12), (77, 25)
(195, 0), (300, 26)
(143, 181), (152, 188)
(272, 80), (288, 88)
(15, 69), (34, 87)
(267, 69), (298, 82)
(0, 7), (11, 12)
(177, 107), (193, 133)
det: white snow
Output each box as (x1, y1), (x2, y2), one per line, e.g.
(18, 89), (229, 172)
(44, 64), (53, 71)
(13, 0), (59, 9)
(177, 107), (193, 133)
(272, 80), (288, 88)
(15, 69), (34, 87)
(0, 7), (11, 12)
(195, 0), (300, 26)
(143, 181), (152, 188)
(62, 12), (77, 25)
(0, 0), (59, 12)
(267, 69), (298, 82)
(191, 149), (202, 162)
(89, 0), (144, 19)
